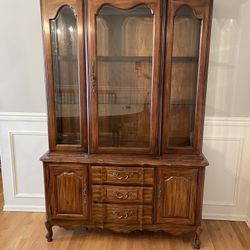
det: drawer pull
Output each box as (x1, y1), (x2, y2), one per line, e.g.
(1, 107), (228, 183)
(112, 210), (134, 219)
(113, 191), (132, 200)
(112, 171), (136, 180)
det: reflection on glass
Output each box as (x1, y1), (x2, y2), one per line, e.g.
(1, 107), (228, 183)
(96, 5), (154, 148)
(168, 6), (201, 147)
(50, 6), (80, 145)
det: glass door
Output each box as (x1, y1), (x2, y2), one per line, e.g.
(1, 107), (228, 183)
(42, 1), (87, 152)
(88, 0), (161, 154)
(162, 2), (211, 154)
(50, 6), (81, 145)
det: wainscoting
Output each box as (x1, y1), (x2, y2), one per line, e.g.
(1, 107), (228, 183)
(0, 113), (249, 226)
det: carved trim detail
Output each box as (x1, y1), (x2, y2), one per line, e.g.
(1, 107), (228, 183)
(50, 5), (77, 21)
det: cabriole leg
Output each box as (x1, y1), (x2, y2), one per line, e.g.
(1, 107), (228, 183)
(45, 221), (53, 242)
(193, 227), (202, 249)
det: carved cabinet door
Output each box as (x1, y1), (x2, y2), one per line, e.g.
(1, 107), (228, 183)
(49, 164), (88, 220)
(157, 168), (198, 225)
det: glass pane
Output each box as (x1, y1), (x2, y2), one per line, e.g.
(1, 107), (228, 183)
(96, 5), (153, 148)
(50, 6), (80, 145)
(168, 6), (201, 148)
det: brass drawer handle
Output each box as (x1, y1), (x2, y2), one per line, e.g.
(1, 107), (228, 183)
(112, 210), (134, 219)
(112, 171), (136, 180)
(113, 191), (132, 200)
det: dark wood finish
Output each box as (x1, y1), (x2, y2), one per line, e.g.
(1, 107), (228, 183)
(41, 152), (209, 167)
(162, 0), (213, 155)
(92, 204), (152, 224)
(40, 0), (214, 248)
(157, 168), (198, 225)
(45, 221), (53, 242)
(87, 0), (161, 154)
(92, 185), (153, 204)
(40, 0), (88, 152)
(91, 166), (154, 185)
(48, 164), (88, 220)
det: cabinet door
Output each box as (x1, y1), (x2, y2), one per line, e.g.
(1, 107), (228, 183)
(50, 165), (88, 220)
(162, 0), (213, 154)
(88, 0), (161, 154)
(157, 168), (198, 225)
(41, 0), (87, 152)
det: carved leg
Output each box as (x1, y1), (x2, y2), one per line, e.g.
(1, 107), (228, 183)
(45, 221), (53, 242)
(193, 227), (202, 249)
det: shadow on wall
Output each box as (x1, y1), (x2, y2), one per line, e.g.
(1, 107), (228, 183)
(206, 0), (250, 117)
(0, 159), (4, 211)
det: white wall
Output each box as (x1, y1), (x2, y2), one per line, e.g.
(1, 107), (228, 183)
(206, 0), (250, 117)
(247, 194), (250, 227)
(0, 0), (46, 113)
(0, 0), (250, 226)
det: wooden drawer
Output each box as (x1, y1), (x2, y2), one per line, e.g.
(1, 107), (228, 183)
(91, 166), (154, 185)
(92, 185), (153, 204)
(92, 204), (152, 224)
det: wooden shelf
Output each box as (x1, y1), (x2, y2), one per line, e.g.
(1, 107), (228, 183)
(97, 56), (198, 63)
(98, 56), (152, 62)
(53, 54), (77, 61)
(171, 101), (195, 106)
(172, 56), (198, 63)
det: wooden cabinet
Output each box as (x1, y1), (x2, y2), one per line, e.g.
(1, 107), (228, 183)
(157, 168), (198, 225)
(40, 0), (213, 248)
(46, 165), (88, 220)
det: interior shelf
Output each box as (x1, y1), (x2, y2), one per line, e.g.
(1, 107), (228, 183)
(97, 56), (198, 63)
(53, 54), (77, 61)
(172, 56), (198, 63)
(170, 101), (195, 105)
(97, 56), (152, 62)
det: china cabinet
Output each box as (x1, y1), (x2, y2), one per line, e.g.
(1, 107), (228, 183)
(40, 0), (213, 248)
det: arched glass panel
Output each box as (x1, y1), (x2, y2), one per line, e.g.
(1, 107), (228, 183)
(168, 6), (201, 148)
(50, 6), (80, 145)
(96, 5), (154, 148)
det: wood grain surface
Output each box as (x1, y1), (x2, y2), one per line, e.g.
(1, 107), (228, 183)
(0, 212), (249, 250)
(0, 172), (250, 249)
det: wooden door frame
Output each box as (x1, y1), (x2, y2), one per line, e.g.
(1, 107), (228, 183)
(86, 0), (162, 155)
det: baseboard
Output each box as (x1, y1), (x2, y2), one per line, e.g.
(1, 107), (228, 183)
(203, 213), (250, 228)
(3, 205), (45, 212)
(203, 213), (246, 221)
(246, 217), (250, 228)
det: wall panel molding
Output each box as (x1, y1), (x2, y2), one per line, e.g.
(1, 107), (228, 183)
(9, 131), (47, 199)
(0, 112), (47, 122)
(203, 137), (244, 207)
(3, 205), (45, 212)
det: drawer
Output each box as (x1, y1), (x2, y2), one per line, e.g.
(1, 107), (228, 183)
(91, 166), (154, 185)
(92, 185), (153, 204)
(92, 204), (152, 224)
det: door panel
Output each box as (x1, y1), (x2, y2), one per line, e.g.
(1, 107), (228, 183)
(88, 0), (161, 154)
(162, 0), (213, 154)
(50, 164), (88, 220)
(41, 0), (87, 152)
(157, 168), (198, 225)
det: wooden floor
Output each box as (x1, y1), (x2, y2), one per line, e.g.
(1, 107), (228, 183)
(0, 172), (250, 249)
